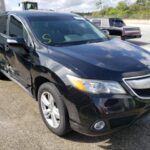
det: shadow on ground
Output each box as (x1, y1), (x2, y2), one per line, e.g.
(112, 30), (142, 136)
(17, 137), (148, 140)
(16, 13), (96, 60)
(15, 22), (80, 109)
(64, 114), (150, 150)
(127, 40), (150, 46)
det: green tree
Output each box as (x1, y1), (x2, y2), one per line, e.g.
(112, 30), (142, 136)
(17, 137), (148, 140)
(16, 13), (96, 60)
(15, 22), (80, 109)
(136, 0), (150, 8)
(117, 2), (128, 11)
(136, 0), (146, 5)
(90, 0), (150, 19)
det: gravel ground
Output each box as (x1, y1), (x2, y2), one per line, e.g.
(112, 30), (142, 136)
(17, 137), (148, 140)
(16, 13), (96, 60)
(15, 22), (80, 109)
(0, 24), (150, 150)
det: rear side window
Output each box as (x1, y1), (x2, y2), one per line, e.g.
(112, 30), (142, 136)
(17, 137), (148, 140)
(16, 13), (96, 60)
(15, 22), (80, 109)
(0, 15), (7, 34)
(92, 20), (101, 27)
(9, 16), (23, 37)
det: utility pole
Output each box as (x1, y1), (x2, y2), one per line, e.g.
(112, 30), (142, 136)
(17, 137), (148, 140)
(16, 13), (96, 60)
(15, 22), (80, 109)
(96, 0), (103, 10)
(0, 0), (5, 13)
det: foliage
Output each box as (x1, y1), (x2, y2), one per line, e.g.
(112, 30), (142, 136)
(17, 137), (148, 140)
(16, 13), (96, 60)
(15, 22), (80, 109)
(83, 0), (150, 19)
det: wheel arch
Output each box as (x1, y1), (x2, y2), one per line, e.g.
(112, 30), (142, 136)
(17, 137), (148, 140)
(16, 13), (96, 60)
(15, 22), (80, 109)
(33, 70), (68, 101)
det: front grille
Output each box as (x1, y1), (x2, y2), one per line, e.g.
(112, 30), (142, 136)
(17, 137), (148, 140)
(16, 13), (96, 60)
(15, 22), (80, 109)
(110, 115), (136, 129)
(123, 75), (150, 100)
(133, 89), (150, 97)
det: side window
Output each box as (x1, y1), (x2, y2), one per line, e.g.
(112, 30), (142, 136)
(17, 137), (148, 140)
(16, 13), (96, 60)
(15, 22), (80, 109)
(92, 20), (101, 27)
(109, 19), (113, 26)
(9, 16), (23, 37)
(9, 16), (32, 47)
(0, 15), (7, 34)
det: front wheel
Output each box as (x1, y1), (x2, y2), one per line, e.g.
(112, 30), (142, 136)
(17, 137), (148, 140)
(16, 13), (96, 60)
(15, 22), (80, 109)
(121, 36), (126, 40)
(38, 82), (70, 136)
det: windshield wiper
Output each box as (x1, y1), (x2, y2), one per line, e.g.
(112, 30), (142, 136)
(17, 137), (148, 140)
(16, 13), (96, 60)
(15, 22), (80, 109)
(49, 39), (107, 47)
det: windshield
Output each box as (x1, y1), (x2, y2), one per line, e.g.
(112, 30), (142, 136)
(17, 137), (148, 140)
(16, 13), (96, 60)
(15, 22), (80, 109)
(27, 15), (108, 46)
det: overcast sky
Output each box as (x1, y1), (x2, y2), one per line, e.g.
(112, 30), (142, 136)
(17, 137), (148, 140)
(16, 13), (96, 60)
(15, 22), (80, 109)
(5, 0), (136, 12)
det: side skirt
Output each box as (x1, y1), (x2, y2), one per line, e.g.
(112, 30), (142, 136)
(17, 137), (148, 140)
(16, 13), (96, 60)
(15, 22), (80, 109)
(0, 70), (33, 98)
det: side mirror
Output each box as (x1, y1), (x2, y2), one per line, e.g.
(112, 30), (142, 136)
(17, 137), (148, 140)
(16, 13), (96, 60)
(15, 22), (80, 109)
(7, 37), (31, 53)
(102, 30), (109, 36)
(7, 37), (25, 46)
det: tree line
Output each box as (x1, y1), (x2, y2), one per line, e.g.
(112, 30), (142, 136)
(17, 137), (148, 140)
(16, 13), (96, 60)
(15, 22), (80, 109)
(77, 0), (150, 19)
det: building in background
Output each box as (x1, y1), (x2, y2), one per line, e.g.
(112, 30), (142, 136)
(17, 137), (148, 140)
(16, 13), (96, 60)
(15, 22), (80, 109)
(0, 0), (5, 13)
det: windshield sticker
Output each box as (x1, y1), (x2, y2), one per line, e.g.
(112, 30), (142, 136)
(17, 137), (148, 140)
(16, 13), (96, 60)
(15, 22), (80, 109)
(42, 34), (52, 44)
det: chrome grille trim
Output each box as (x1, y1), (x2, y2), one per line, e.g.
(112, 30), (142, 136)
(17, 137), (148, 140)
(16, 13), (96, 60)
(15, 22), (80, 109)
(126, 77), (150, 89)
(123, 74), (150, 100)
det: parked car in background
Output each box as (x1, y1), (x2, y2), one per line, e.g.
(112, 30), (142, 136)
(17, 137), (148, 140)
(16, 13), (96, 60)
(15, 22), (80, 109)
(90, 17), (142, 40)
(0, 11), (150, 137)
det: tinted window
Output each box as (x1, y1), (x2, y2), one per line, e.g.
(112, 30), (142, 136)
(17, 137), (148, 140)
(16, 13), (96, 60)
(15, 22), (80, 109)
(25, 2), (38, 10)
(9, 16), (32, 47)
(9, 16), (23, 37)
(109, 19), (125, 27)
(0, 15), (7, 34)
(92, 20), (101, 27)
(27, 16), (107, 46)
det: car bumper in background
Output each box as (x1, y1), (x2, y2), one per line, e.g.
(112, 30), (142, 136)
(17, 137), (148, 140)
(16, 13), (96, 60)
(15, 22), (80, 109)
(122, 32), (142, 39)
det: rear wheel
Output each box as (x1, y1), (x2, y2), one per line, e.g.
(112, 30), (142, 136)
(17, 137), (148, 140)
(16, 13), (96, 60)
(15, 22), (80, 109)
(38, 82), (70, 136)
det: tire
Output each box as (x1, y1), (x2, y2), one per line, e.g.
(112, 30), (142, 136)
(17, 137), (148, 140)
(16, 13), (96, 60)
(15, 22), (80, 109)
(38, 82), (70, 136)
(121, 36), (125, 40)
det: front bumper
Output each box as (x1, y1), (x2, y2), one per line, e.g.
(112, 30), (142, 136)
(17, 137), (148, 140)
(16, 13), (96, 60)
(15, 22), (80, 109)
(64, 88), (150, 136)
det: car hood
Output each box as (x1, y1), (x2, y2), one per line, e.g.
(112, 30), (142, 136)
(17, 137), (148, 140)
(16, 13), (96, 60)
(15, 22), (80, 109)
(49, 39), (150, 80)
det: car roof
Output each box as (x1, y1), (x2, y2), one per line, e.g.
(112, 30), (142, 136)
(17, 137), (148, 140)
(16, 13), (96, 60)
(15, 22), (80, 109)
(3, 10), (77, 18)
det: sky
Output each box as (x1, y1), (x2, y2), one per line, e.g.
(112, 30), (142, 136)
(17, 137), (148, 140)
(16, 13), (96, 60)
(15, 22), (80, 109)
(4, 0), (136, 12)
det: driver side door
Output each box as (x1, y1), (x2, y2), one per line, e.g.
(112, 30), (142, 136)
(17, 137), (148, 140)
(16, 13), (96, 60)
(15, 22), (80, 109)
(5, 15), (34, 88)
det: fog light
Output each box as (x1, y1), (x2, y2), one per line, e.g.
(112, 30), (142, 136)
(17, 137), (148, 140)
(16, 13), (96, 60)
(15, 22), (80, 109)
(94, 121), (105, 131)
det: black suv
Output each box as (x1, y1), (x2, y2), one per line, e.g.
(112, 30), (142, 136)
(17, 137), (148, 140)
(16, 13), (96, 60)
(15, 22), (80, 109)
(0, 11), (150, 137)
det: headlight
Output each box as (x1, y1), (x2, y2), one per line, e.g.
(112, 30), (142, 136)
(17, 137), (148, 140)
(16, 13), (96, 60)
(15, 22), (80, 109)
(67, 75), (126, 94)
